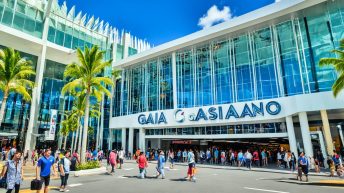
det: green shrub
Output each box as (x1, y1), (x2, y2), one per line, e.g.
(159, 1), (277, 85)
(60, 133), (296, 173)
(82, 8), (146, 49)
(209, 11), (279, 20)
(76, 161), (101, 171)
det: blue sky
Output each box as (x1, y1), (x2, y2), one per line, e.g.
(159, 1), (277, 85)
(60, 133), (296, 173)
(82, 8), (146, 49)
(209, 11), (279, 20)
(60, 0), (278, 46)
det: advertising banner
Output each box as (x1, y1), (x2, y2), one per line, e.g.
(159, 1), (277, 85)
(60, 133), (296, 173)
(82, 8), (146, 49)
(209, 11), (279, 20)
(45, 109), (58, 141)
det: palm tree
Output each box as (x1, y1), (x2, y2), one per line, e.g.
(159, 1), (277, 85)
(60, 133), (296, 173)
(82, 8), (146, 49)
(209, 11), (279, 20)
(69, 92), (100, 154)
(0, 48), (35, 127)
(319, 39), (344, 97)
(60, 113), (77, 150)
(62, 45), (113, 163)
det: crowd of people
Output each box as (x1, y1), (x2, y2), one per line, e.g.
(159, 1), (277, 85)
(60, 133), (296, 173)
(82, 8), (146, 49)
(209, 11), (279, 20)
(0, 145), (343, 193)
(142, 146), (344, 181)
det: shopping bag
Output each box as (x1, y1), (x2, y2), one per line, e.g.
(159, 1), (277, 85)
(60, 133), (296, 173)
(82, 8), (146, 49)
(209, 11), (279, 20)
(30, 179), (43, 190)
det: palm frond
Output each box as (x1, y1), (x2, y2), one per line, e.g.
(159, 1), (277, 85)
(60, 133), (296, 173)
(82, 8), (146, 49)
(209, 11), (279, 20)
(333, 73), (344, 97)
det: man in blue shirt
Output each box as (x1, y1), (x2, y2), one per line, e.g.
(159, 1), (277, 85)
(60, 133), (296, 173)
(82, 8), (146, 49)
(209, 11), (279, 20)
(36, 149), (57, 193)
(298, 152), (309, 182)
(92, 149), (98, 161)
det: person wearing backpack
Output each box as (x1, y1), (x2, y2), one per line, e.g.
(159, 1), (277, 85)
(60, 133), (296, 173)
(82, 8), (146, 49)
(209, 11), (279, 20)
(59, 150), (71, 192)
(156, 151), (165, 179)
(1, 150), (24, 193)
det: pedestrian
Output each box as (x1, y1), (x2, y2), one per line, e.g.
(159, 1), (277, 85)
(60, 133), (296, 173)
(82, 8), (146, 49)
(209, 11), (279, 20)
(238, 150), (244, 167)
(182, 149), (187, 163)
(36, 149), (57, 193)
(206, 149), (211, 164)
(253, 150), (260, 167)
(290, 152), (296, 171)
(118, 148), (125, 169)
(168, 149), (174, 169)
(24, 150), (29, 166)
(109, 150), (117, 174)
(261, 149), (267, 167)
(220, 150), (226, 165)
(1, 150), (24, 193)
(298, 152), (309, 182)
(332, 151), (341, 171)
(7, 146), (16, 161)
(245, 150), (252, 170)
(328, 158), (335, 177)
(137, 152), (147, 179)
(214, 148), (219, 164)
(186, 149), (196, 182)
(59, 150), (71, 192)
(156, 151), (166, 179)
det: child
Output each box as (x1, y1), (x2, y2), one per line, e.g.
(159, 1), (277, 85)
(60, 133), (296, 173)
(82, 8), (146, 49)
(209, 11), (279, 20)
(330, 159), (335, 177)
(297, 164), (303, 181)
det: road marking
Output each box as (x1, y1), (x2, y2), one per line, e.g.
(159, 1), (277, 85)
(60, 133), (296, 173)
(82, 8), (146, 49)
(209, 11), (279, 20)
(19, 186), (59, 193)
(124, 168), (134, 171)
(118, 175), (128, 179)
(68, 183), (82, 187)
(244, 187), (289, 193)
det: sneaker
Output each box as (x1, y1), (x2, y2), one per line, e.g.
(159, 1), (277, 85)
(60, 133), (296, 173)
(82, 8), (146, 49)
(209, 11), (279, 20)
(59, 189), (64, 192)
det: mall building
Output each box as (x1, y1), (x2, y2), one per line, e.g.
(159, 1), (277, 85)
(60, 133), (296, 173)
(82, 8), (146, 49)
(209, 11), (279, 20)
(110, 0), (344, 158)
(0, 0), (150, 150)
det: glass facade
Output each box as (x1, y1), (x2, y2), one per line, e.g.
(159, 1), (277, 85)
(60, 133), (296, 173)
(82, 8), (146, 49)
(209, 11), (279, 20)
(145, 122), (286, 136)
(0, 46), (37, 133)
(0, 0), (148, 149)
(114, 55), (173, 116)
(114, 1), (344, 117)
(0, 0), (44, 38)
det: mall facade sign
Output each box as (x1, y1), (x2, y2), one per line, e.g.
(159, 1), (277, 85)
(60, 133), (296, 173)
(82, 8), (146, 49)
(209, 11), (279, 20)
(137, 101), (281, 125)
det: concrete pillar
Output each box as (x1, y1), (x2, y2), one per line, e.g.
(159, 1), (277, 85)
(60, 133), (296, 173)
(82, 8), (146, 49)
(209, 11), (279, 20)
(299, 112), (313, 157)
(320, 110), (334, 155)
(139, 128), (145, 152)
(128, 128), (134, 156)
(121, 128), (126, 152)
(122, 33), (130, 59)
(24, 0), (54, 152)
(286, 116), (298, 159)
(172, 52), (177, 109)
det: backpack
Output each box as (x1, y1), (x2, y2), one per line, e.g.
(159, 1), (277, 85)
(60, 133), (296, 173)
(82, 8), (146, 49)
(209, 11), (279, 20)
(58, 157), (65, 172)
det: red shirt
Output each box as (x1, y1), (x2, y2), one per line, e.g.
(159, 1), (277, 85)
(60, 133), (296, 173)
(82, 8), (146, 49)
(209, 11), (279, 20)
(138, 155), (147, 169)
(253, 152), (259, 161)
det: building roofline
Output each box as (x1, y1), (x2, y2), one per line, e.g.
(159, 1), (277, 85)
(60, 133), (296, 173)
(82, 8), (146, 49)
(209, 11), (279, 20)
(114, 0), (327, 68)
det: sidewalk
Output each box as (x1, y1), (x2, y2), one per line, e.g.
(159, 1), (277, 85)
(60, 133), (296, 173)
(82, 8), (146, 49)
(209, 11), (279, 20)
(170, 161), (330, 176)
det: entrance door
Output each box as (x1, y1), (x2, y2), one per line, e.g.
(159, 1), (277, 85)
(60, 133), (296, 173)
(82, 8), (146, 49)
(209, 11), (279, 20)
(310, 131), (327, 158)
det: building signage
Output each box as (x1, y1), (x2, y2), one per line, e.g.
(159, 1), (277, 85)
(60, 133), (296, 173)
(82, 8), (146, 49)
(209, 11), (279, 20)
(138, 112), (167, 125)
(137, 101), (281, 125)
(172, 140), (192, 144)
(45, 109), (58, 141)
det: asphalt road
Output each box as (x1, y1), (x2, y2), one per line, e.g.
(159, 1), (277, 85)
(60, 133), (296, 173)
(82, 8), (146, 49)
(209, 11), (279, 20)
(17, 162), (344, 193)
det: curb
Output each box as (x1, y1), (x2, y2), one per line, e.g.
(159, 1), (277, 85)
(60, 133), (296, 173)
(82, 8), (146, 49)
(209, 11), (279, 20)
(278, 179), (344, 187)
(173, 162), (330, 177)
(74, 167), (107, 177)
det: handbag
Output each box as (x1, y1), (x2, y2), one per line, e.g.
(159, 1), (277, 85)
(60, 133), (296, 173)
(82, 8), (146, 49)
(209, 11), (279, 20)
(30, 179), (43, 190)
(0, 177), (6, 189)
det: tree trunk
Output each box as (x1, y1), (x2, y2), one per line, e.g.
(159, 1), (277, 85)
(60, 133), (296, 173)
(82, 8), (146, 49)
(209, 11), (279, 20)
(0, 90), (9, 127)
(71, 131), (75, 152)
(63, 135), (67, 150)
(77, 122), (82, 156)
(73, 122), (80, 153)
(81, 92), (90, 163)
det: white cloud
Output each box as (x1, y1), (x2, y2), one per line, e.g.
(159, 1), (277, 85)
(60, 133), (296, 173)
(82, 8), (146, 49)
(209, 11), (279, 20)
(275, 0), (282, 2)
(198, 5), (232, 29)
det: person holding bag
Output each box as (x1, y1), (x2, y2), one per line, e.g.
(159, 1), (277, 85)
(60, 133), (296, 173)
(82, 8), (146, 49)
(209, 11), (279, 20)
(1, 150), (24, 193)
(36, 149), (57, 193)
